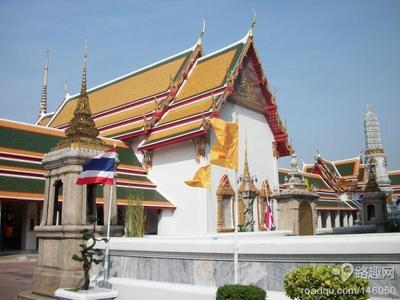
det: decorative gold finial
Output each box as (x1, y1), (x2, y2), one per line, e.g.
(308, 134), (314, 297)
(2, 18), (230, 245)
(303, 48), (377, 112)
(81, 39), (88, 95)
(143, 113), (150, 130)
(249, 9), (256, 38)
(197, 18), (206, 46)
(54, 40), (103, 150)
(243, 133), (250, 178)
(39, 50), (49, 118)
(211, 93), (218, 111)
(201, 112), (209, 129)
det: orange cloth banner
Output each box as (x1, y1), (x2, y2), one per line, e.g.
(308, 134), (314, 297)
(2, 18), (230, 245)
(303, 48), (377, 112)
(209, 118), (238, 170)
(184, 164), (211, 188)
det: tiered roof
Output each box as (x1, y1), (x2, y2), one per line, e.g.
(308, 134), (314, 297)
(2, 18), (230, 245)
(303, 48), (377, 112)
(0, 119), (174, 209)
(138, 34), (291, 156)
(302, 156), (366, 192)
(47, 45), (202, 140)
(46, 32), (291, 157)
(278, 167), (358, 210)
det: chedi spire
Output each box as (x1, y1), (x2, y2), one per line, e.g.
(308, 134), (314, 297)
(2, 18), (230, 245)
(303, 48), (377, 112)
(55, 41), (103, 150)
(39, 50), (49, 118)
(363, 105), (391, 192)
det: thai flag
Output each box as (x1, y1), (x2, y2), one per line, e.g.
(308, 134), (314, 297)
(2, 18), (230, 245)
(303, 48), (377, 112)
(264, 200), (275, 231)
(76, 147), (117, 185)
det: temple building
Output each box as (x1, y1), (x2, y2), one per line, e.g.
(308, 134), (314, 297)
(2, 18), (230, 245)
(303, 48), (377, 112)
(1, 23), (399, 251)
(0, 25), (293, 250)
(278, 105), (400, 230)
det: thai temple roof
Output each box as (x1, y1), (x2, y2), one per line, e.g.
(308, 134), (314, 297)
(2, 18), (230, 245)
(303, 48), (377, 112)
(0, 118), (174, 209)
(279, 153), (400, 210)
(47, 45), (201, 139)
(138, 33), (290, 155)
(44, 31), (291, 157)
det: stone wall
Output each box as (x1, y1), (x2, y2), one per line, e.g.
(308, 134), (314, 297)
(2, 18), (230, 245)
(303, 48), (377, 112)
(95, 232), (400, 299)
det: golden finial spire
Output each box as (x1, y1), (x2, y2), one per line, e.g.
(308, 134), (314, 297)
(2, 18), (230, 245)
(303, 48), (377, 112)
(39, 50), (49, 118)
(80, 39), (88, 95)
(55, 40), (103, 150)
(243, 133), (250, 178)
(197, 18), (206, 46)
(249, 9), (256, 38)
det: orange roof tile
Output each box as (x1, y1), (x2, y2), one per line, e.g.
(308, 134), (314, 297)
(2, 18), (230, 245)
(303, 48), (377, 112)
(48, 49), (194, 128)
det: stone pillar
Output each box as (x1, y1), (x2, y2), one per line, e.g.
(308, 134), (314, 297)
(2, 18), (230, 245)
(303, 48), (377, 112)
(343, 212), (349, 227)
(326, 211), (332, 229)
(348, 212), (354, 226)
(317, 211), (322, 229)
(334, 211), (341, 228)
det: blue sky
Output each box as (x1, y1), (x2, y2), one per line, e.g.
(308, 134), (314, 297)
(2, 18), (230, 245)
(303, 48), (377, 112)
(0, 0), (399, 169)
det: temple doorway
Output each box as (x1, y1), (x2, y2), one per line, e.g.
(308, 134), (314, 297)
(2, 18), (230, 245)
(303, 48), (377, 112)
(299, 201), (313, 235)
(1, 202), (23, 250)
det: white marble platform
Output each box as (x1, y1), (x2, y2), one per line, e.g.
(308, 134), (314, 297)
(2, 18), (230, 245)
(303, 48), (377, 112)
(94, 233), (400, 299)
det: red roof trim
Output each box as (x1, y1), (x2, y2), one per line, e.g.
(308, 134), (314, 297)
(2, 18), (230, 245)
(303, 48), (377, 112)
(139, 129), (208, 151)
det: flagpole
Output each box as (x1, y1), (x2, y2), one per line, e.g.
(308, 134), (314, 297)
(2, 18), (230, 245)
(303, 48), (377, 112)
(265, 183), (269, 230)
(104, 142), (117, 282)
(233, 171), (239, 284)
(233, 112), (239, 285)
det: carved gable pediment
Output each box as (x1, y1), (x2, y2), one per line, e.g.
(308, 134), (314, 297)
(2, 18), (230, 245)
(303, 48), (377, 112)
(229, 57), (265, 113)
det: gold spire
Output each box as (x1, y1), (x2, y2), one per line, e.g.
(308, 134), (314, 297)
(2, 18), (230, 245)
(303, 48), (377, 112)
(80, 40), (88, 95)
(197, 18), (206, 46)
(243, 135), (250, 178)
(239, 135), (257, 192)
(39, 50), (49, 118)
(54, 40), (103, 150)
(249, 9), (256, 38)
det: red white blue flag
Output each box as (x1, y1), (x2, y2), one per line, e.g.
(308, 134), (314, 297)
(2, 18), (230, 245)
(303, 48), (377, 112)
(264, 200), (275, 231)
(76, 147), (117, 185)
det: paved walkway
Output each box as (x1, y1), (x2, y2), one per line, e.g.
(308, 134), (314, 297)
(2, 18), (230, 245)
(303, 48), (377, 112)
(0, 254), (37, 300)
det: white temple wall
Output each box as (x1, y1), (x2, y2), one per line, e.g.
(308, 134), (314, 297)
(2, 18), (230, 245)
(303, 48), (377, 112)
(222, 102), (278, 188)
(145, 140), (208, 236)
(208, 102), (278, 232)
(130, 102), (278, 236)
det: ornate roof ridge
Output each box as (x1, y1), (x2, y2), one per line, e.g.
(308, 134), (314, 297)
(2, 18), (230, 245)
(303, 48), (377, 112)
(197, 36), (247, 63)
(34, 112), (55, 126)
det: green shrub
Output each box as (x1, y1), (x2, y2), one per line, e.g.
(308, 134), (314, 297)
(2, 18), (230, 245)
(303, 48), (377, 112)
(124, 191), (146, 237)
(216, 284), (266, 300)
(384, 218), (400, 232)
(284, 265), (369, 300)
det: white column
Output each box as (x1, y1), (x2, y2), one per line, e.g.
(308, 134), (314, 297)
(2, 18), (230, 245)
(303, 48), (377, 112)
(348, 212), (354, 226)
(343, 212), (349, 227)
(326, 211), (332, 229)
(335, 211), (341, 228)
(317, 211), (322, 229)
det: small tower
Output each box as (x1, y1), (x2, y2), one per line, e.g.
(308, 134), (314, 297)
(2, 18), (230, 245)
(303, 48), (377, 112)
(273, 149), (319, 235)
(30, 43), (122, 298)
(38, 50), (49, 118)
(238, 144), (258, 232)
(361, 158), (388, 232)
(364, 105), (392, 192)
